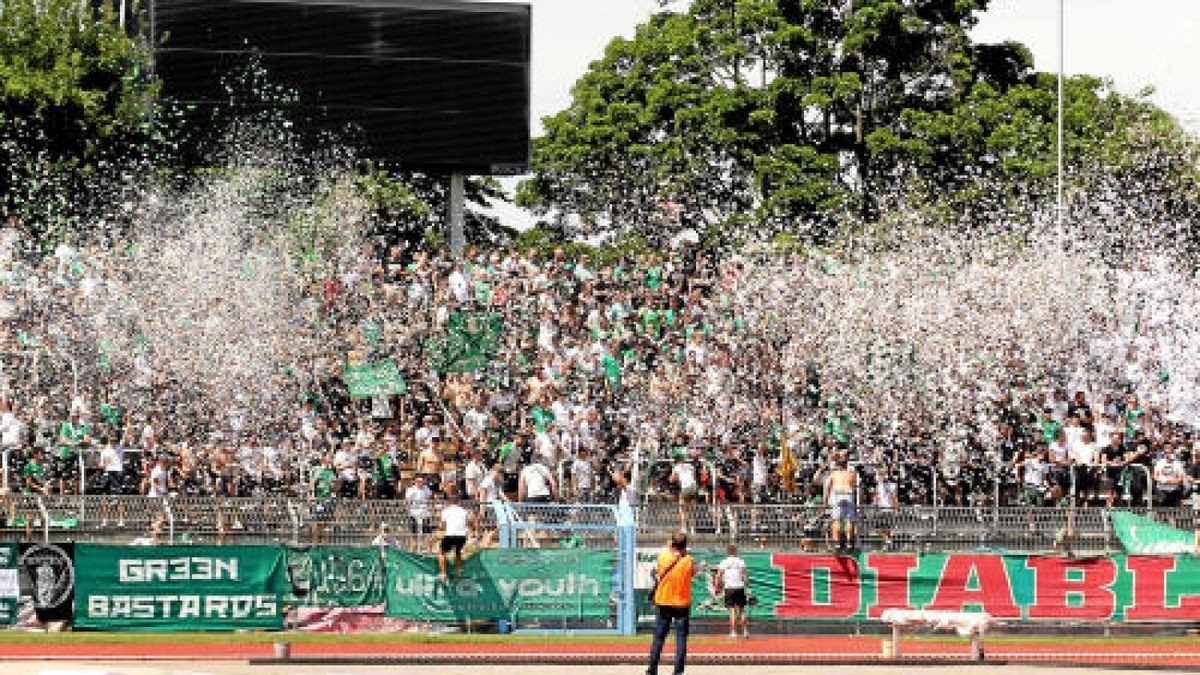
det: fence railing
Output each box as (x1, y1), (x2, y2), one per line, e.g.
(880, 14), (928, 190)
(0, 493), (1191, 553)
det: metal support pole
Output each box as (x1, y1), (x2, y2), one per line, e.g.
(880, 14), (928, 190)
(448, 172), (466, 258)
(164, 498), (174, 544)
(36, 497), (50, 543)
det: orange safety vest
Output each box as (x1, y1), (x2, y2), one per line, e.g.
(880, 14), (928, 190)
(653, 550), (694, 607)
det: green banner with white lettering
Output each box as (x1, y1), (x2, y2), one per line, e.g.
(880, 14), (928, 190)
(0, 544), (17, 625)
(385, 548), (613, 621)
(73, 544), (287, 631)
(344, 360), (407, 398)
(284, 546), (386, 607)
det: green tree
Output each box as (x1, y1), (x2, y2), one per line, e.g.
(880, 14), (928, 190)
(0, 0), (156, 245)
(519, 0), (1198, 246)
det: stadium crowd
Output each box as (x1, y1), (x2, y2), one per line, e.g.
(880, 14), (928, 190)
(0, 234), (1196, 518)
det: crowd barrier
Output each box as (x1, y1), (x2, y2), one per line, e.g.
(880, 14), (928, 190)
(4, 494), (1197, 554)
(6, 540), (1200, 633)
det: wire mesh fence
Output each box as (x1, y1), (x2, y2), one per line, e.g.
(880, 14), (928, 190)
(2, 493), (1194, 554)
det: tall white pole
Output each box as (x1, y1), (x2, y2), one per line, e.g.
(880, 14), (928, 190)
(1057, 0), (1065, 237)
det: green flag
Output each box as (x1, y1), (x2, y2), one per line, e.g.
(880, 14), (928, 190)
(1111, 510), (1199, 554)
(344, 360), (408, 398)
(427, 312), (503, 373)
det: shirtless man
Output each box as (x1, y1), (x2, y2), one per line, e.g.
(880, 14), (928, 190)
(824, 454), (858, 552)
(416, 440), (445, 495)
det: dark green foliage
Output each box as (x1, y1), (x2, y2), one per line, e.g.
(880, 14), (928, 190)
(519, 0), (1199, 247)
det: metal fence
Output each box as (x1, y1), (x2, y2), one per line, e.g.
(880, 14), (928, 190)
(3, 494), (1193, 554)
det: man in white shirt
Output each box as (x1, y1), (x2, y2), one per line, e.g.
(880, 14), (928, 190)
(146, 455), (171, 498)
(333, 440), (360, 498)
(99, 442), (125, 494)
(463, 449), (487, 501)
(518, 461), (556, 503)
(1155, 448), (1187, 507)
(405, 475), (433, 551)
(570, 448), (595, 502)
(0, 403), (26, 451)
(1019, 447), (1050, 506)
(1070, 429), (1100, 505)
(438, 491), (473, 580)
(716, 544), (750, 638)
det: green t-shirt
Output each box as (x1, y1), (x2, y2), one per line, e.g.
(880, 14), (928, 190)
(824, 414), (853, 444)
(313, 466), (338, 500)
(645, 265), (663, 290)
(640, 308), (661, 336)
(99, 403), (122, 426)
(58, 422), (90, 459)
(1124, 407), (1145, 437)
(374, 453), (397, 482)
(23, 459), (47, 491)
(602, 353), (622, 386)
(1039, 418), (1062, 445)
(532, 406), (555, 433)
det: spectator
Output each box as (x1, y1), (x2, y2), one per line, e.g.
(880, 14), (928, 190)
(715, 543), (750, 639)
(1154, 447), (1186, 507)
(824, 454), (858, 552)
(518, 460), (556, 504)
(646, 531), (696, 675)
(437, 491), (472, 580)
(405, 475), (433, 551)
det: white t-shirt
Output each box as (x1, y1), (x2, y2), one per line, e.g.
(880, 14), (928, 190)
(1070, 441), (1098, 466)
(752, 455), (769, 487)
(1155, 458), (1185, 487)
(521, 463), (553, 499)
(1023, 458), (1049, 487)
(100, 445), (124, 473)
(0, 411), (25, 448)
(464, 460), (486, 498)
(876, 480), (898, 508)
(415, 425), (440, 448)
(572, 457), (594, 490)
(148, 464), (169, 497)
(405, 484), (432, 519)
(441, 504), (470, 537)
(478, 472), (500, 502)
(448, 270), (470, 303)
(671, 462), (697, 490)
(718, 555), (747, 590)
(334, 449), (358, 481)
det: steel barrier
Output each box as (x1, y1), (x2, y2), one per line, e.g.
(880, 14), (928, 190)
(0, 495), (1191, 554)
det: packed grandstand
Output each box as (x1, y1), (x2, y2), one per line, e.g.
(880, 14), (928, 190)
(0, 240), (1192, 518)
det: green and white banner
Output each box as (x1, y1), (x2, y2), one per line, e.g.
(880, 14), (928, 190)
(284, 545), (386, 608)
(344, 360), (407, 398)
(385, 548), (613, 621)
(0, 543), (18, 625)
(73, 544), (287, 631)
(1111, 511), (1199, 555)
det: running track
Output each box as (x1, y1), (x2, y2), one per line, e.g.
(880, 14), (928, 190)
(4, 637), (1200, 667)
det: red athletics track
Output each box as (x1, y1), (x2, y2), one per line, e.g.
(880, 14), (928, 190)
(4, 637), (1200, 666)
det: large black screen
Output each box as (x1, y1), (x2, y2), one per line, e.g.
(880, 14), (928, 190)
(152, 0), (531, 173)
